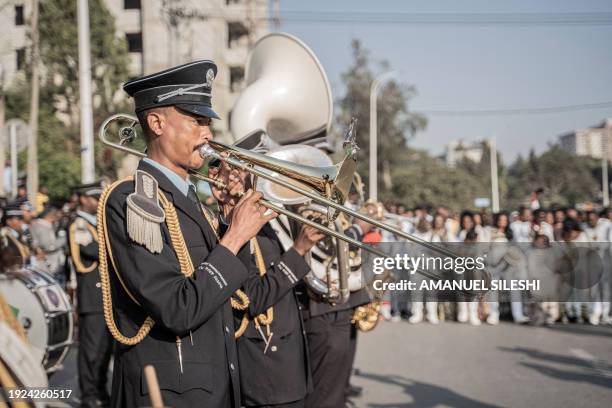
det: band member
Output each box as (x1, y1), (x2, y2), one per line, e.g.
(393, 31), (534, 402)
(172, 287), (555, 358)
(344, 204), (381, 402)
(68, 182), (113, 408)
(0, 201), (30, 267)
(212, 161), (324, 407)
(100, 60), (274, 408)
(299, 206), (374, 408)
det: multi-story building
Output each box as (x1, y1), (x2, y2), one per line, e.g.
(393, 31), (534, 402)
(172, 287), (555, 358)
(559, 119), (612, 160)
(0, 0), (269, 141)
(444, 139), (485, 167)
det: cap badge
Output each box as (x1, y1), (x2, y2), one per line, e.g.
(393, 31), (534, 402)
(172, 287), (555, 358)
(206, 69), (215, 87)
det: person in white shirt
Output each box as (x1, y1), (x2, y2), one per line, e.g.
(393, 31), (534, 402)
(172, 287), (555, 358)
(408, 217), (440, 324)
(456, 212), (481, 325)
(510, 207), (533, 243)
(485, 212), (529, 325)
(562, 219), (590, 323)
(583, 211), (611, 325)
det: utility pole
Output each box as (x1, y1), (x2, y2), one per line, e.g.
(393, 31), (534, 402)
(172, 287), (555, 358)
(10, 123), (17, 198)
(0, 65), (5, 198)
(27, 0), (40, 207)
(78, 0), (95, 183)
(368, 71), (394, 201)
(490, 138), (500, 213)
(603, 157), (609, 207)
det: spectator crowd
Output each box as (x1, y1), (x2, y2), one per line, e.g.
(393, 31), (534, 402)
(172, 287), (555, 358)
(366, 199), (612, 328)
(2, 186), (611, 329)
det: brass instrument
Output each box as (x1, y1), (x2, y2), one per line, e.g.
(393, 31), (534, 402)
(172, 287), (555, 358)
(99, 32), (482, 301)
(99, 114), (474, 290)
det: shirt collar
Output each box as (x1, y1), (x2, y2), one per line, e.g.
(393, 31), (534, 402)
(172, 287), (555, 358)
(77, 210), (97, 227)
(143, 158), (195, 197)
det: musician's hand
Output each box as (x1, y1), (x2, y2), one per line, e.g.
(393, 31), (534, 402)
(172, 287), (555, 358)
(220, 189), (278, 254)
(208, 154), (248, 217)
(293, 224), (325, 256)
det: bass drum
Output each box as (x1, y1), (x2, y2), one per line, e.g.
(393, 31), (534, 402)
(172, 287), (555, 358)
(0, 269), (74, 373)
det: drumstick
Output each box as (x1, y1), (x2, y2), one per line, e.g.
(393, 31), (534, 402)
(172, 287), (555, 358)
(144, 365), (164, 408)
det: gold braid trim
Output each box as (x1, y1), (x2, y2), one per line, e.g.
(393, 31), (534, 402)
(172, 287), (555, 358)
(69, 222), (98, 273)
(235, 237), (273, 338)
(98, 176), (250, 346)
(98, 177), (154, 346)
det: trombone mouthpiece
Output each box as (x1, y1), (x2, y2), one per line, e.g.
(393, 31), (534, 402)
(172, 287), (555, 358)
(199, 144), (217, 159)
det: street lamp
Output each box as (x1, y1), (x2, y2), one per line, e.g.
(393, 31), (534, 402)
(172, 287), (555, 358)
(369, 71), (395, 201)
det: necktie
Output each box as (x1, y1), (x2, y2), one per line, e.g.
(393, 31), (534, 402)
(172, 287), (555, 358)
(187, 185), (204, 216)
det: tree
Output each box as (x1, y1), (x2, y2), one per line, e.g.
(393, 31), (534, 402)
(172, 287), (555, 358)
(506, 146), (599, 208)
(5, 0), (129, 201)
(334, 40), (427, 200)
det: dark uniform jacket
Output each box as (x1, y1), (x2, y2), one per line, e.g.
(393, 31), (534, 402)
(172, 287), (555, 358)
(103, 161), (249, 408)
(297, 224), (371, 317)
(234, 223), (312, 406)
(67, 214), (102, 314)
(0, 227), (30, 267)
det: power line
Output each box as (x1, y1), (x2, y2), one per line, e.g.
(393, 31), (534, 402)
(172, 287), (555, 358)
(183, 10), (612, 26)
(419, 101), (612, 116)
(277, 11), (612, 26)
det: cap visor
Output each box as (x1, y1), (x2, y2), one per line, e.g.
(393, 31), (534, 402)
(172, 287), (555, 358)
(176, 103), (221, 120)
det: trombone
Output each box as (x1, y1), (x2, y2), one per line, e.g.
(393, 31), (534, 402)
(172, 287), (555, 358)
(100, 114), (476, 286)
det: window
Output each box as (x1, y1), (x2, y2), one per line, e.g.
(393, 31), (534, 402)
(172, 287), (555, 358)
(124, 0), (141, 9)
(16, 48), (26, 70)
(126, 32), (143, 53)
(15, 5), (24, 26)
(227, 22), (249, 48)
(230, 66), (245, 92)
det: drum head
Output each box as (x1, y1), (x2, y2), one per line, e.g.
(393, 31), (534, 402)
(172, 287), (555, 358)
(0, 269), (73, 372)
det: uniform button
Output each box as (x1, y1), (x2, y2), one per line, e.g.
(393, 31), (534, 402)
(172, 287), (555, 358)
(225, 326), (230, 333)
(230, 363), (235, 370)
(271, 345), (278, 352)
(95, 282), (101, 288)
(298, 306), (302, 310)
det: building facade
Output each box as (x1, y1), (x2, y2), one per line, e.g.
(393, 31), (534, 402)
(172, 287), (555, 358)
(0, 0), (269, 141)
(559, 119), (612, 161)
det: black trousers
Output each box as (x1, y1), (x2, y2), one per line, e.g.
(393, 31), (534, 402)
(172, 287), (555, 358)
(303, 310), (352, 408)
(345, 322), (359, 397)
(78, 312), (113, 406)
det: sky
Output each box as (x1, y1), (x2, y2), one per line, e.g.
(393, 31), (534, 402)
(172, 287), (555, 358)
(273, 0), (612, 164)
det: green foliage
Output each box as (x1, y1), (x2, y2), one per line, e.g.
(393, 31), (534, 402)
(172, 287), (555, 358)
(39, 0), (130, 128)
(506, 146), (600, 209)
(335, 40), (427, 195)
(5, 0), (130, 200)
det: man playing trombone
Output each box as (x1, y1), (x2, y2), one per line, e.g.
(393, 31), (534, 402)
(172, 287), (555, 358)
(99, 60), (276, 408)
(209, 134), (325, 408)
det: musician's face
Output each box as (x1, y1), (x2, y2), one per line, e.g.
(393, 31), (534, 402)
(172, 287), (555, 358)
(148, 106), (213, 171)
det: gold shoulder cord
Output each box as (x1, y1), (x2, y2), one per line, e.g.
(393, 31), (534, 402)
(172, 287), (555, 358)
(234, 237), (274, 338)
(69, 222), (98, 273)
(98, 177), (249, 346)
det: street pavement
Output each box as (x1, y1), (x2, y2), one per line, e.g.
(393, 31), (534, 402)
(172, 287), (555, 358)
(349, 321), (612, 408)
(49, 321), (612, 408)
